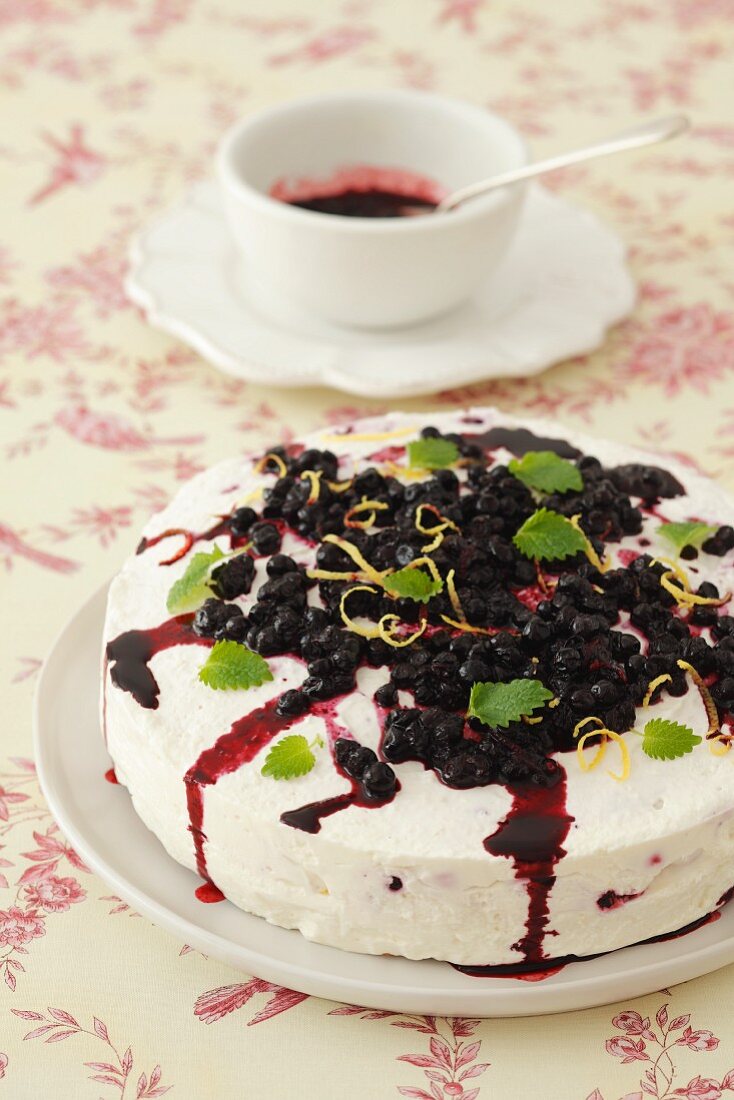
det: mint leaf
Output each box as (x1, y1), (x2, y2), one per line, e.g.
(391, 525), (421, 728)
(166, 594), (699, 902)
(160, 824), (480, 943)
(198, 640), (273, 691)
(407, 437), (459, 470)
(508, 451), (583, 494)
(386, 566), (443, 604)
(467, 679), (553, 729)
(166, 546), (225, 614)
(658, 521), (717, 556)
(261, 734), (320, 780)
(513, 508), (588, 562)
(641, 718), (701, 761)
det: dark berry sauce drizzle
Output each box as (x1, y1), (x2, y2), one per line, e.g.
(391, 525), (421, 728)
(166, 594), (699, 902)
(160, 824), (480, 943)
(194, 882), (225, 904)
(106, 616), (212, 709)
(484, 773), (573, 965)
(280, 769), (399, 834)
(184, 692), (396, 882)
(106, 420), (734, 968)
(184, 696), (295, 880)
(470, 426), (582, 460)
(453, 908), (723, 981)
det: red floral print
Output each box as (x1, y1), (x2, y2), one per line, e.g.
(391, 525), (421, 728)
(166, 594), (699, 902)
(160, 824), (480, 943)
(620, 305), (734, 395)
(0, 772), (90, 992)
(0, 523), (79, 575)
(328, 1008), (490, 1097)
(12, 1008), (172, 1096)
(0, 907), (45, 949)
(194, 979), (309, 1027)
(22, 874), (85, 912)
(0, 297), (96, 363)
(29, 123), (105, 206)
(590, 1002), (734, 1099)
(0, 784), (28, 821)
(3, 0), (734, 1093)
(436, 0), (485, 32)
(269, 25), (376, 65)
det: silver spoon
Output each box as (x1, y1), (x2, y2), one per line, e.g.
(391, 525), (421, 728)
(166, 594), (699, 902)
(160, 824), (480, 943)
(427, 114), (689, 214)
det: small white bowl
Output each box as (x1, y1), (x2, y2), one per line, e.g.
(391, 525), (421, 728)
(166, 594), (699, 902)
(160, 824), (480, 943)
(217, 90), (529, 330)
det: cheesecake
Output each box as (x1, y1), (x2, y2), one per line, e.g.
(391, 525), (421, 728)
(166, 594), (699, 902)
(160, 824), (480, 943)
(102, 408), (734, 968)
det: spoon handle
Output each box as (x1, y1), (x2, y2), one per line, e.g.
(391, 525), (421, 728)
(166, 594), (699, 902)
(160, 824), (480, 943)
(437, 113), (690, 212)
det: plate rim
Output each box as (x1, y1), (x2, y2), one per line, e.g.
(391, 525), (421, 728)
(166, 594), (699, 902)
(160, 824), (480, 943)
(33, 582), (734, 1017)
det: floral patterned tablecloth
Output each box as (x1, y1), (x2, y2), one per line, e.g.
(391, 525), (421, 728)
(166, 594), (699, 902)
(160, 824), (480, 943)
(2, 0), (734, 1096)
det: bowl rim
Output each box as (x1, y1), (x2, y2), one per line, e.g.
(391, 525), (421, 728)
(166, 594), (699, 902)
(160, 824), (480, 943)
(216, 88), (530, 236)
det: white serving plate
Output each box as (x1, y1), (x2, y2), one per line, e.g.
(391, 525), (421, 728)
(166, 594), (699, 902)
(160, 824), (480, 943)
(34, 584), (734, 1017)
(125, 182), (635, 398)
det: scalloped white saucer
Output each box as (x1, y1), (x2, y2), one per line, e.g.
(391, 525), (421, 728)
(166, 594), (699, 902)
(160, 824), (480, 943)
(34, 584), (734, 1017)
(125, 182), (635, 398)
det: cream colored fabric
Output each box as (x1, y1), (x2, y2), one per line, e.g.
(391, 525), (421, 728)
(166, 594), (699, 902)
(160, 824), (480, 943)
(2, 0), (734, 1097)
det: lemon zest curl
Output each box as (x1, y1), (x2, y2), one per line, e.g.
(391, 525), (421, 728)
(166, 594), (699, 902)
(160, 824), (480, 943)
(643, 673), (673, 707)
(254, 452), (288, 478)
(574, 716), (630, 782)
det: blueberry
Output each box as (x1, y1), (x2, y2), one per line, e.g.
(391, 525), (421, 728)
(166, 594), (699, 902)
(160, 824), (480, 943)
(229, 506), (257, 537)
(571, 613), (607, 640)
(374, 682), (397, 708)
(266, 553), (298, 576)
(193, 598), (243, 638)
(440, 750), (494, 788)
(591, 680), (620, 707)
(210, 554), (255, 599)
(459, 657), (490, 684)
(703, 526), (734, 555)
(713, 616), (734, 640)
(223, 616), (250, 642)
(331, 637), (362, 670)
(301, 672), (354, 700)
(570, 688), (594, 712)
(257, 572), (306, 606)
(302, 607), (330, 632)
(362, 762), (397, 798)
(249, 626), (281, 656)
(521, 618), (553, 651)
(382, 709), (427, 762)
(714, 677), (734, 706)
(352, 467), (386, 497)
(250, 522), (281, 556)
(276, 689), (309, 717)
(690, 605), (717, 627)
(334, 738), (377, 779)
(612, 631), (641, 657)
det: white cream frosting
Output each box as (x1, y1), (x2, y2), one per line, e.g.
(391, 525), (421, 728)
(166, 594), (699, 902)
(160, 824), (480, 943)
(102, 408), (734, 965)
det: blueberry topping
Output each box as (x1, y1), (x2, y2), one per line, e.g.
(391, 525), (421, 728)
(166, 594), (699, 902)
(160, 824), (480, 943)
(192, 428), (734, 800)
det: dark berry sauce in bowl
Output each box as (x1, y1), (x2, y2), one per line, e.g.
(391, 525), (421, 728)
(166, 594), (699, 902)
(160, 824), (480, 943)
(269, 165), (446, 218)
